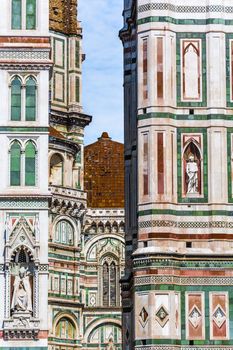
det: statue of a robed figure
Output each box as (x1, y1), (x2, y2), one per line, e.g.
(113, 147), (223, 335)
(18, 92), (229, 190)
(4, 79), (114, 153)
(11, 266), (32, 313)
(186, 154), (199, 194)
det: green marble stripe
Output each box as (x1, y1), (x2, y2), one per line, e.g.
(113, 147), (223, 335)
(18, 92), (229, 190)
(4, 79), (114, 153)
(138, 112), (233, 121)
(48, 253), (75, 261)
(135, 285), (233, 292)
(48, 337), (79, 344)
(134, 339), (233, 345)
(48, 293), (76, 300)
(138, 209), (233, 216)
(134, 260), (233, 268)
(138, 16), (233, 26)
(0, 127), (48, 132)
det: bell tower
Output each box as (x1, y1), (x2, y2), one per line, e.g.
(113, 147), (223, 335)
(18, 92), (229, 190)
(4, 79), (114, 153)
(121, 0), (233, 348)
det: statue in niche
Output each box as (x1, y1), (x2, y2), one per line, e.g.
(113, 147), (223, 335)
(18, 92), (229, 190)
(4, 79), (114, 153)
(11, 266), (32, 313)
(186, 154), (199, 194)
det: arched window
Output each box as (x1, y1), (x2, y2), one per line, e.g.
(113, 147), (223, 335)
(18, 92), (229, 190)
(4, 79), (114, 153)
(55, 318), (75, 339)
(12, 0), (22, 29)
(25, 141), (36, 186)
(49, 153), (64, 186)
(25, 77), (36, 121)
(11, 77), (22, 121)
(102, 259), (117, 307)
(55, 220), (74, 245)
(10, 141), (21, 186)
(26, 0), (36, 29)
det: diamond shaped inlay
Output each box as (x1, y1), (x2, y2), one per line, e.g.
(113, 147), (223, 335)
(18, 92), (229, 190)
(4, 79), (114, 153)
(155, 305), (169, 328)
(139, 307), (149, 327)
(213, 305), (226, 328)
(139, 307), (148, 323)
(156, 306), (168, 320)
(188, 305), (201, 328)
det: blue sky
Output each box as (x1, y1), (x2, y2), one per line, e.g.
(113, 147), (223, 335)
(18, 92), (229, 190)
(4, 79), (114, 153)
(79, 0), (124, 146)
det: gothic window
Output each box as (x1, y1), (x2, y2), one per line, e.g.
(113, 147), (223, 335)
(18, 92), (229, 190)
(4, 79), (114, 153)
(55, 318), (75, 339)
(25, 141), (36, 186)
(26, 0), (36, 29)
(11, 0), (36, 30)
(10, 75), (37, 121)
(10, 141), (21, 186)
(102, 259), (117, 307)
(55, 220), (74, 246)
(12, 0), (22, 29)
(11, 76), (22, 121)
(25, 76), (36, 121)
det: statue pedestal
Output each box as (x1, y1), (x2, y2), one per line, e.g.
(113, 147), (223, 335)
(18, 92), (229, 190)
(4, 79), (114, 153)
(3, 312), (40, 340)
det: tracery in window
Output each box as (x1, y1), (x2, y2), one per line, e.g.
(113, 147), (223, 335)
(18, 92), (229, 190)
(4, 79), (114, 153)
(55, 220), (74, 246)
(9, 139), (37, 187)
(55, 318), (75, 339)
(10, 75), (37, 121)
(102, 258), (118, 307)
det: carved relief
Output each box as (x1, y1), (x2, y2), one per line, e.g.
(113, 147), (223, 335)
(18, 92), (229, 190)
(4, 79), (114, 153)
(3, 214), (40, 339)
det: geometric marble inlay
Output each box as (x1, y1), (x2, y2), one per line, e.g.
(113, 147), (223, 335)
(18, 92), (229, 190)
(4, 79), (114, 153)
(139, 307), (149, 327)
(155, 305), (169, 328)
(213, 305), (226, 328)
(188, 305), (202, 329)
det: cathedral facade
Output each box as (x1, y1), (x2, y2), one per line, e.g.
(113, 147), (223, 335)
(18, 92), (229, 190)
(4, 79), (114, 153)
(0, 1), (124, 350)
(120, 0), (233, 349)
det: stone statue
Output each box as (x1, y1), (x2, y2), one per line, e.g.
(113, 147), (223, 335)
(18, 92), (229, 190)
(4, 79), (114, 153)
(11, 266), (32, 313)
(186, 154), (199, 194)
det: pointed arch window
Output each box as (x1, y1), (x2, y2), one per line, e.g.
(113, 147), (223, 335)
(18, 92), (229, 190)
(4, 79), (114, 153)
(102, 259), (117, 307)
(25, 141), (36, 186)
(26, 0), (36, 30)
(25, 76), (36, 121)
(10, 75), (37, 121)
(12, 0), (22, 29)
(11, 77), (22, 121)
(10, 141), (21, 186)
